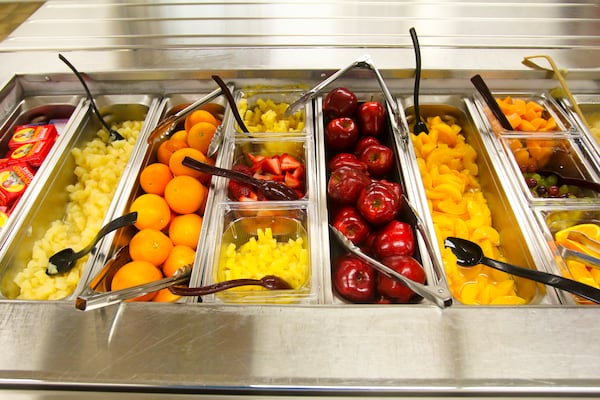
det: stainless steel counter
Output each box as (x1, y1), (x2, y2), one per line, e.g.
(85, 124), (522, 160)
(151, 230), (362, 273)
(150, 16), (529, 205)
(1, 1), (600, 398)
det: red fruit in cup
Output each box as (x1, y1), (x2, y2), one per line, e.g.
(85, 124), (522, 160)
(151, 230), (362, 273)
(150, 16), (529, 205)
(359, 143), (394, 177)
(372, 220), (415, 258)
(323, 87), (358, 118)
(332, 206), (371, 245)
(377, 255), (426, 303)
(356, 181), (401, 225)
(357, 101), (386, 136)
(325, 117), (359, 151)
(327, 166), (371, 205)
(333, 253), (378, 303)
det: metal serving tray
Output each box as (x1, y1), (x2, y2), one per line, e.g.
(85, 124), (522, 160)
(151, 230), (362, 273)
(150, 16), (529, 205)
(399, 94), (559, 305)
(0, 94), (158, 301)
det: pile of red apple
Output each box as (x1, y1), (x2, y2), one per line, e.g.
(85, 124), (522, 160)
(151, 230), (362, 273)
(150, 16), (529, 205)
(228, 152), (306, 201)
(323, 87), (426, 304)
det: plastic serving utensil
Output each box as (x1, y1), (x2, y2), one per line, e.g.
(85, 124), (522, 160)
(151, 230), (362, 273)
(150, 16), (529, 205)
(409, 27), (429, 135)
(59, 53), (125, 141)
(182, 156), (299, 201)
(537, 169), (600, 193)
(169, 275), (292, 297)
(470, 74), (513, 131)
(330, 225), (452, 308)
(47, 212), (138, 276)
(444, 236), (600, 304)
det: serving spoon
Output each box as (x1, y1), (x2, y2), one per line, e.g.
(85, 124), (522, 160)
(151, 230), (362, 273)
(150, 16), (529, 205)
(182, 156), (300, 201)
(58, 53), (125, 141)
(409, 27), (429, 135)
(537, 169), (600, 193)
(169, 275), (292, 296)
(46, 212), (138, 276)
(444, 236), (600, 304)
(470, 74), (514, 131)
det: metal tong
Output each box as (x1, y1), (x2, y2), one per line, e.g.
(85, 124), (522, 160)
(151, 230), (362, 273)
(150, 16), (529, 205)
(329, 195), (452, 308)
(285, 54), (400, 122)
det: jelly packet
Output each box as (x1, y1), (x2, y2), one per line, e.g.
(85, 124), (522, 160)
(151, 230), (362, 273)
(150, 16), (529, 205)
(9, 124), (58, 150)
(0, 162), (35, 207)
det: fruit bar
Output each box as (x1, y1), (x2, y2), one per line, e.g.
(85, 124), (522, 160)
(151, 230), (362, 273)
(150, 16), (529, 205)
(402, 96), (552, 305)
(318, 87), (442, 305)
(535, 207), (600, 305)
(79, 94), (226, 304)
(0, 96), (154, 301)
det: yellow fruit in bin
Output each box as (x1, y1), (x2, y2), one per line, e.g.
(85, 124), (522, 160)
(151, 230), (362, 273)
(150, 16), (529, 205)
(555, 223), (600, 256)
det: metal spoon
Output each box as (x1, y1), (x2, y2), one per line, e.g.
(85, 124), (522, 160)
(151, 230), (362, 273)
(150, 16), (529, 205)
(46, 212), (138, 276)
(444, 236), (600, 304)
(470, 74), (513, 131)
(330, 225), (452, 308)
(537, 169), (600, 193)
(182, 156), (300, 201)
(169, 275), (292, 297)
(409, 27), (429, 135)
(58, 53), (125, 141)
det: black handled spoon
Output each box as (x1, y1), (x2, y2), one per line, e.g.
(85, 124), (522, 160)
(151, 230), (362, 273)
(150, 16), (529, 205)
(46, 212), (138, 276)
(59, 53), (124, 141)
(169, 275), (292, 297)
(470, 74), (513, 131)
(444, 236), (600, 304)
(410, 27), (429, 135)
(537, 169), (600, 193)
(182, 156), (299, 201)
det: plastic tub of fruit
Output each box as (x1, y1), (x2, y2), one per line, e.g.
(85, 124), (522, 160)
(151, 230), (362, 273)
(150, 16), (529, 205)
(471, 91), (576, 136)
(315, 86), (450, 306)
(400, 94), (558, 305)
(232, 87), (311, 136)
(214, 135), (313, 202)
(198, 202), (320, 304)
(0, 95), (158, 301)
(77, 93), (228, 305)
(496, 135), (600, 204)
(0, 94), (86, 238)
(533, 206), (600, 305)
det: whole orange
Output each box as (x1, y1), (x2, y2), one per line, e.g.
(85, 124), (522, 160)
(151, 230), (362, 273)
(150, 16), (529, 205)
(152, 288), (181, 303)
(129, 193), (171, 231)
(164, 175), (207, 214)
(184, 109), (219, 132)
(157, 139), (188, 165)
(168, 213), (203, 249)
(169, 147), (210, 184)
(187, 121), (217, 154)
(111, 260), (163, 302)
(170, 130), (188, 143)
(163, 244), (196, 277)
(139, 163), (173, 196)
(129, 228), (173, 266)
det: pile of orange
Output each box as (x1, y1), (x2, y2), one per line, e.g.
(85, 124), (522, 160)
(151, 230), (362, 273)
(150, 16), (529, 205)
(111, 107), (222, 302)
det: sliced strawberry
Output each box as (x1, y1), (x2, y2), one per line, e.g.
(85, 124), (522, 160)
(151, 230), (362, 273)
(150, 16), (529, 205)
(261, 155), (282, 176)
(290, 165), (305, 180)
(284, 171), (302, 189)
(232, 164), (252, 176)
(228, 180), (255, 200)
(254, 172), (284, 182)
(250, 158), (265, 174)
(238, 194), (259, 202)
(280, 153), (302, 171)
(246, 152), (265, 165)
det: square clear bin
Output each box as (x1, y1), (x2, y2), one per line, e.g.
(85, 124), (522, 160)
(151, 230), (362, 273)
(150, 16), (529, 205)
(216, 135), (313, 202)
(231, 88), (311, 136)
(472, 91), (575, 136)
(316, 90), (449, 305)
(0, 95), (85, 243)
(199, 202), (320, 304)
(498, 135), (600, 204)
(0, 95), (157, 301)
(534, 207), (600, 305)
(558, 94), (600, 156)
(400, 94), (556, 305)
(80, 93), (227, 304)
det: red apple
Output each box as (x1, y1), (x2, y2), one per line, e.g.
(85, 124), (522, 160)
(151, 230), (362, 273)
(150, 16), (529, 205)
(328, 152), (369, 173)
(359, 143), (394, 177)
(325, 117), (360, 151)
(327, 166), (371, 205)
(357, 101), (386, 136)
(356, 181), (401, 225)
(353, 136), (380, 156)
(373, 220), (415, 258)
(377, 255), (426, 303)
(332, 206), (370, 245)
(323, 88), (358, 118)
(333, 253), (378, 303)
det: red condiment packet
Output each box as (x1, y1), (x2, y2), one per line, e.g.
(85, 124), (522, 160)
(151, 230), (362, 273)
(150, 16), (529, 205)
(8, 138), (55, 168)
(0, 162), (35, 207)
(9, 124), (58, 150)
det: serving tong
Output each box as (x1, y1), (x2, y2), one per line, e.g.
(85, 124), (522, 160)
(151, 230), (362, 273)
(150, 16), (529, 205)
(329, 195), (452, 309)
(557, 230), (600, 270)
